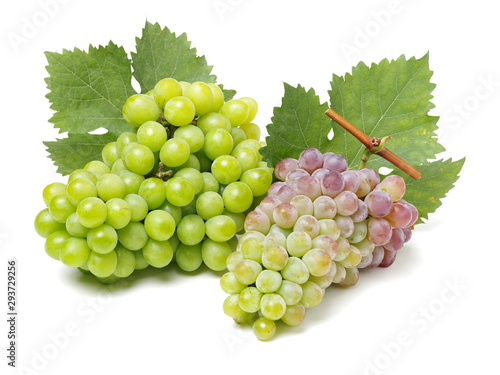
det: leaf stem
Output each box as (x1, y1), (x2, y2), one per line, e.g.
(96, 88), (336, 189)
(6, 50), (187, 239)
(325, 108), (421, 179)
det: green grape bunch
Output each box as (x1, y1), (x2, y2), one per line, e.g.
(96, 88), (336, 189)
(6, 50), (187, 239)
(35, 77), (273, 283)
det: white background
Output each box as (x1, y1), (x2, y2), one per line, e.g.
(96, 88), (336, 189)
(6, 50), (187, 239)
(1, 0), (498, 374)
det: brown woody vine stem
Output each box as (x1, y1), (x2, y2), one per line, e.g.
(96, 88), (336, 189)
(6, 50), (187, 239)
(325, 108), (421, 180)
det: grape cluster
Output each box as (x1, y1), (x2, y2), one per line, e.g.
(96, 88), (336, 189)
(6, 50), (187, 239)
(220, 147), (418, 340)
(34, 78), (273, 283)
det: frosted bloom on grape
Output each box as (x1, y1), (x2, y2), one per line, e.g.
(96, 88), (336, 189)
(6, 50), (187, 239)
(237, 231), (266, 262)
(341, 170), (361, 193)
(355, 172), (372, 198)
(295, 175), (322, 201)
(286, 168), (310, 186)
(312, 235), (338, 259)
(290, 195), (314, 216)
(302, 249), (332, 277)
(400, 199), (419, 227)
(346, 221), (368, 244)
(355, 237), (375, 257)
(274, 158), (299, 181)
(300, 281), (324, 308)
(256, 195), (282, 224)
(350, 200), (368, 223)
(375, 175), (406, 202)
(333, 191), (359, 216)
(298, 148), (324, 174)
(366, 246), (385, 268)
(365, 190), (393, 217)
(384, 228), (405, 251)
(277, 184), (297, 203)
(333, 237), (351, 262)
(402, 227), (412, 243)
(357, 254), (373, 269)
(338, 267), (359, 287)
(262, 244), (289, 271)
(331, 263), (346, 283)
(309, 266), (335, 289)
(320, 170), (345, 197)
(268, 181), (286, 196)
(359, 168), (380, 190)
(367, 217), (392, 246)
(286, 231), (313, 257)
(339, 245), (362, 268)
(273, 203), (299, 228)
(385, 201), (413, 228)
(313, 195), (337, 220)
(244, 210), (271, 234)
(318, 219), (341, 240)
(311, 168), (330, 181)
(322, 152), (347, 173)
(334, 215), (355, 238)
(281, 303), (306, 327)
(379, 248), (397, 268)
(293, 215), (320, 239)
(280, 257), (310, 284)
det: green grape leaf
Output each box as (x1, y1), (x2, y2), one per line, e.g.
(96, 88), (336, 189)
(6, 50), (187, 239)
(44, 133), (117, 175)
(132, 21), (217, 92)
(393, 158), (465, 222)
(260, 83), (331, 166)
(220, 84), (236, 101)
(327, 53), (444, 171)
(45, 42), (136, 135)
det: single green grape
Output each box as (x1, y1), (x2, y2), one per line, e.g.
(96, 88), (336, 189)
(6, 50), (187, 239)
(113, 244), (136, 278)
(260, 293), (287, 320)
(45, 230), (71, 260)
(121, 143), (155, 175)
(153, 78), (183, 109)
(137, 121), (167, 152)
(199, 172), (220, 194)
(196, 112), (231, 134)
(105, 198), (131, 229)
(207, 83), (225, 112)
(165, 177), (195, 207)
(230, 126), (247, 148)
(142, 238), (174, 268)
(185, 81), (214, 116)
(178, 81), (191, 95)
(222, 182), (253, 213)
(223, 294), (247, 319)
(220, 272), (246, 294)
(164, 96), (196, 127)
(111, 159), (127, 173)
(219, 99), (249, 126)
(87, 224), (118, 254)
(205, 215), (236, 242)
(238, 286), (262, 313)
(157, 200), (183, 225)
(68, 170), (97, 185)
(175, 243), (203, 272)
(65, 212), (89, 238)
(173, 168), (204, 194)
(42, 182), (67, 206)
(138, 177), (166, 210)
(134, 250), (149, 270)
(204, 128), (233, 160)
(96, 173), (126, 202)
(87, 250), (118, 277)
(231, 146), (258, 173)
(116, 170), (145, 195)
(176, 214), (205, 246)
(116, 221), (149, 250)
(84, 160), (110, 176)
(195, 192), (224, 220)
(116, 132), (138, 156)
(102, 142), (120, 167)
(239, 122), (261, 141)
(159, 138), (190, 167)
(48, 194), (76, 223)
(67, 178), (97, 207)
(253, 317), (276, 341)
(144, 210), (176, 241)
(122, 94), (161, 127)
(211, 155), (242, 185)
(34, 209), (66, 238)
(123, 194), (149, 222)
(239, 168), (273, 196)
(222, 209), (246, 233)
(239, 97), (258, 123)
(60, 237), (91, 268)
(201, 239), (233, 271)
(173, 125), (204, 153)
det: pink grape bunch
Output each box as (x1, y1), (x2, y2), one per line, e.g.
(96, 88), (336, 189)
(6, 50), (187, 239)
(220, 147), (418, 340)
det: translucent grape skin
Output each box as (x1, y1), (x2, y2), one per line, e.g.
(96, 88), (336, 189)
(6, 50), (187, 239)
(285, 168), (310, 186)
(298, 148), (323, 174)
(253, 317), (276, 341)
(164, 96), (196, 127)
(322, 152), (347, 173)
(379, 248), (397, 268)
(122, 94), (161, 127)
(273, 203), (298, 229)
(364, 190), (393, 218)
(274, 158), (299, 181)
(366, 246), (385, 268)
(367, 217), (393, 246)
(341, 170), (361, 193)
(295, 175), (322, 201)
(385, 201), (413, 228)
(384, 228), (405, 251)
(375, 175), (406, 202)
(333, 191), (359, 216)
(276, 184), (297, 204)
(320, 171), (345, 198)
